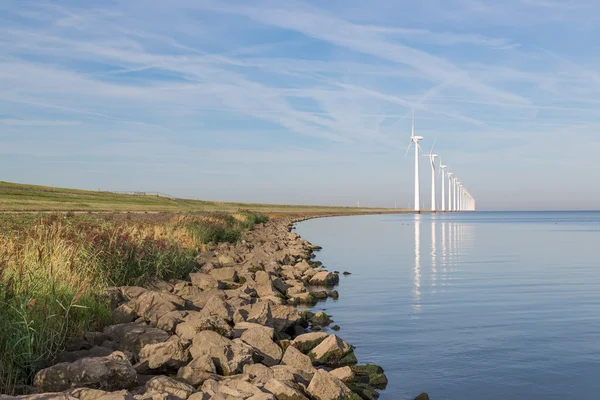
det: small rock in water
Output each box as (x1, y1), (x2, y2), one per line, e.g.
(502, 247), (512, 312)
(332, 325), (341, 331)
(343, 271), (352, 276)
(328, 290), (339, 299)
(414, 393), (430, 400)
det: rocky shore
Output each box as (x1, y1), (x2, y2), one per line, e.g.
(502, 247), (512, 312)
(2, 216), (429, 400)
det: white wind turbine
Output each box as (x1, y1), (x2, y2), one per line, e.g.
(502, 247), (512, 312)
(405, 110), (423, 212)
(440, 163), (447, 212)
(447, 172), (454, 211)
(423, 138), (438, 212)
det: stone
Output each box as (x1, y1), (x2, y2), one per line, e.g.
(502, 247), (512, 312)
(189, 331), (254, 376)
(351, 365), (388, 389)
(328, 290), (339, 299)
(346, 383), (379, 400)
(233, 322), (274, 339)
(290, 292), (316, 306)
(306, 370), (359, 400)
(243, 363), (273, 385)
(145, 376), (194, 400)
(189, 273), (225, 291)
(69, 388), (133, 400)
(113, 304), (137, 324)
(156, 311), (188, 333)
(187, 393), (211, 400)
(309, 271), (339, 287)
(309, 335), (357, 367)
(240, 328), (283, 367)
(291, 332), (328, 354)
(103, 323), (170, 356)
(138, 338), (190, 371)
(176, 313), (233, 340)
(329, 367), (354, 383)
(263, 379), (308, 400)
(245, 302), (273, 327)
(209, 267), (239, 282)
(199, 296), (234, 322)
(413, 394), (430, 400)
(57, 346), (114, 364)
(34, 352), (137, 393)
(269, 304), (302, 332)
(311, 312), (332, 327)
(120, 287), (147, 300)
(133, 291), (186, 325)
(281, 346), (315, 376)
(177, 355), (217, 386)
(332, 325), (341, 331)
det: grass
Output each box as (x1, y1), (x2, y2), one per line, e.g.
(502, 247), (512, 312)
(0, 181), (402, 213)
(0, 211), (268, 395)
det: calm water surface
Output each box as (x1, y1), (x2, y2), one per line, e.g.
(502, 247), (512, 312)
(295, 212), (600, 400)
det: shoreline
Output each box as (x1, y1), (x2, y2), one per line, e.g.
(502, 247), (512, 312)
(4, 214), (427, 400)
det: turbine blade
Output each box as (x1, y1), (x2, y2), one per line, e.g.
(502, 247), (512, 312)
(430, 136), (437, 155)
(411, 109), (415, 138)
(405, 141), (413, 157)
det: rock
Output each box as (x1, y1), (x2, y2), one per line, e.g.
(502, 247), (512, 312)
(189, 273), (225, 291)
(133, 291), (186, 325)
(189, 331), (254, 376)
(113, 304), (137, 324)
(245, 302), (273, 327)
(85, 332), (110, 347)
(309, 271), (339, 287)
(34, 351), (137, 393)
(309, 335), (357, 367)
(103, 323), (170, 356)
(290, 292), (317, 306)
(347, 383), (380, 400)
(328, 290), (340, 300)
(312, 291), (328, 300)
(306, 369), (359, 400)
(187, 393), (211, 400)
(291, 332), (328, 354)
(270, 365), (312, 389)
(138, 337), (190, 371)
(329, 366), (354, 383)
(209, 267), (239, 282)
(177, 355), (217, 386)
(198, 296), (234, 322)
(120, 287), (147, 300)
(70, 388), (133, 400)
(57, 346), (114, 364)
(332, 325), (341, 331)
(351, 365), (388, 389)
(342, 272), (351, 276)
(263, 379), (308, 400)
(311, 312), (332, 326)
(233, 322), (274, 339)
(240, 328), (282, 367)
(145, 376), (194, 400)
(176, 313), (233, 340)
(269, 304), (302, 332)
(281, 346), (315, 376)
(243, 363), (273, 385)
(156, 311), (188, 333)
(413, 394), (430, 400)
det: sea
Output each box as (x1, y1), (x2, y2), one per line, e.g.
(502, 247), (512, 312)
(295, 211), (600, 400)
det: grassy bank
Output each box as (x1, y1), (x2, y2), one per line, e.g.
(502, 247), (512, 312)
(0, 181), (400, 213)
(0, 211), (267, 395)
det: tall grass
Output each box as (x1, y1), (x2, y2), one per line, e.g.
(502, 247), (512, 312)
(0, 211), (267, 394)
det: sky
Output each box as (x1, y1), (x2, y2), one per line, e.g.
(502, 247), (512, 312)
(1, 0), (600, 210)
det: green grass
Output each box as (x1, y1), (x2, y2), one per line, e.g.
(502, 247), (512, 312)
(0, 211), (268, 395)
(0, 181), (403, 213)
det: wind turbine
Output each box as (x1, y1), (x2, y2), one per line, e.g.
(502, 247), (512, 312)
(405, 110), (423, 212)
(447, 172), (454, 211)
(440, 163), (447, 212)
(423, 138), (438, 211)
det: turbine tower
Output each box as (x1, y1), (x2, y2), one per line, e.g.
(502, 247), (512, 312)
(405, 110), (423, 212)
(440, 163), (447, 212)
(423, 138), (438, 212)
(447, 172), (454, 211)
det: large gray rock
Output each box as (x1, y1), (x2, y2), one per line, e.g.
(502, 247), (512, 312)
(138, 337), (190, 371)
(156, 311), (188, 333)
(209, 267), (239, 282)
(263, 378), (308, 400)
(133, 291), (186, 325)
(306, 369), (359, 400)
(281, 346), (315, 376)
(145, 376), (194, 400)
(189, 273), (225, 291)
(175, 313), (233, 340)
(198, 296), (234, 322)
(103, 323), (170, 356)
(177, 354), (217, 386)
(34, 352), (137, 393)
(291, 332), (328, 354)
(189, 331), (254, 376)
(233, 322), (273, 339)
(309, 271), (339, 287)
(245, 302), (273, 327)
(240, 328), (282, 367)
(308, 335), (357, 367)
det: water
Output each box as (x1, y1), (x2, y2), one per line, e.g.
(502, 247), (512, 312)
(295, 212), (600, 400)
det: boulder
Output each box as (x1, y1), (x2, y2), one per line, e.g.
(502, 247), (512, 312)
(306, 370), (359, 400)
(34, 352), (137, 393)
(240, 328), (283, 367)
(103, 323), (170, 356)
(413, 393), (430, 400)
(133, 291), (186, 325)
(120, 286), (147, 300)
(309, 335), (357, 367)
(145, 376), (194, 400)
(329, 366), (354, 383)
(245, 302), (273, 327)
(138, 337), (190, 371)
(243, 363), (274, 385)
(269, 304), (302, 332)
(309, 271), (339, 287)
(351, 365), (388, 389)
(189, 331), (254, 376)
(189, 273), (225, 291)
(198, 296), (234, 322)
(291, 332), (328, 354)
(281, 346), (315, 376)
(209, 267), (239, 282)
(263, 379), (308, 400)
(311, 312), (332, 327)
(113, 304), (137, 324)
(177, 355), (217, 386)
(175, 313), (233, 340)
(156, 311), (188, 333)
(71, 388), (133, 400)
(57, 346), (115, 364)
(233, 322), (273, 339)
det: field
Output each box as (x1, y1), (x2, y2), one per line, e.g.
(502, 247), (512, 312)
(0, 181), (401, 213)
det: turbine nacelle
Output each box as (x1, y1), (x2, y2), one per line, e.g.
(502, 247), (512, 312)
(411, 136), (424, 141)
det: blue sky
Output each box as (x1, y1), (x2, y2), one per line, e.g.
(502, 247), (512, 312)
(1, 0), (599, 210)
